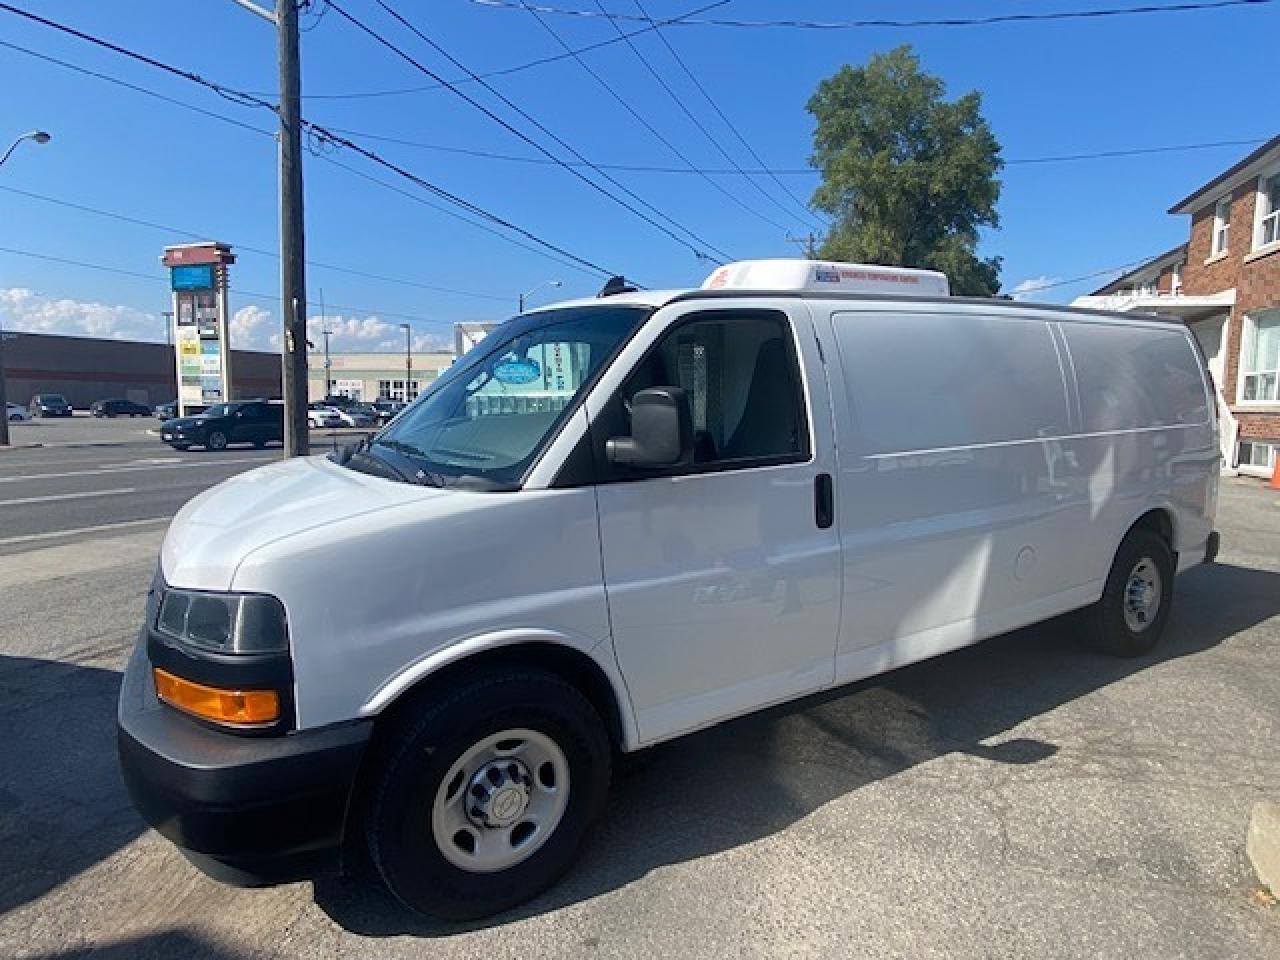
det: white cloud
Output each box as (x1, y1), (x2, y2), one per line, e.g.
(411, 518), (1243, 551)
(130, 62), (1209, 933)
(0, 287), (166, 341)
(0, 288), (452, 354)
(229, 304), (279, 351)
(304, 313), (451, 354)
(1005, 276), (1061, 301)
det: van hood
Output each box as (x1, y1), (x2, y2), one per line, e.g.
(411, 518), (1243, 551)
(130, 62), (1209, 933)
(161, 454), (448, 590)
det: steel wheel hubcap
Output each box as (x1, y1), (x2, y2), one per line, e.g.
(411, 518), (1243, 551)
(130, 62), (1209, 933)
(431, 728), (569, 873)
(1123, 557), (1162, 632)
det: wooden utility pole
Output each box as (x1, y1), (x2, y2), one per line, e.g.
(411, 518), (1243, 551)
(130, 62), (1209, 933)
(278, 0), (309, 455)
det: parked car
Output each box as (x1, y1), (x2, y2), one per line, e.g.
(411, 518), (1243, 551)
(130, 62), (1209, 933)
(28, 393), (73, 417)
(91, 398), (152, 418)
(306, 403), (343, 429)
(154, 401), (178, 420)
(159, 400), (283, 451)
(118, 258), (1220, 921)
(333, 406), (375, 428)
(6, 402), (30, 422)
(372, 399), (406, 424)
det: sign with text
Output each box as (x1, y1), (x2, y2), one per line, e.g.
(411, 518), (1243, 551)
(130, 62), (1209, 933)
(170, 264), (216, 291)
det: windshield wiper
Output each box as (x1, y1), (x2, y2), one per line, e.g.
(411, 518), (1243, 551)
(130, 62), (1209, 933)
(373, 438), (447, 488)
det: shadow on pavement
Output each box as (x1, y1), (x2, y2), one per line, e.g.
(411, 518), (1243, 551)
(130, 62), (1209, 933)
(313, 560), (1280, 936)
(27, 930), (251, 960)
(1, 562), (1275, 936)
(0, 654), (140, 917)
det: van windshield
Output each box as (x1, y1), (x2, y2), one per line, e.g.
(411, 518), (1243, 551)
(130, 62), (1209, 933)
(369, 305), (651, 490)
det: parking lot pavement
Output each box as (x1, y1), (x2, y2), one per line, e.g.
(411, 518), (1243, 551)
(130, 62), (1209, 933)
(1, 478), (1277, 959)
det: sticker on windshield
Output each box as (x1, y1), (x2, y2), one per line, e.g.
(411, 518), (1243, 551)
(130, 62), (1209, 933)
(494, 359), (541, 384)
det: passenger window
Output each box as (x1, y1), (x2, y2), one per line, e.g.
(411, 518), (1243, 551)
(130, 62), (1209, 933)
(1064, 324), (1210, 432)
(612, 311), (809, 470)
(832, 311), (1071, 455)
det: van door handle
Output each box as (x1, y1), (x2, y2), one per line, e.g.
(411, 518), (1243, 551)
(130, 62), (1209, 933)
(814, 473), (834, 529)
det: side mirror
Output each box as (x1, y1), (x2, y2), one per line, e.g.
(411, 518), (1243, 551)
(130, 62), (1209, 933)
(606, 386), (693, 468)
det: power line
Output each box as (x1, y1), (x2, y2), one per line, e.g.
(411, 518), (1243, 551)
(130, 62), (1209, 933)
(0, 37), (604, 277)
(331, 0), (733, 262)
(2, 34), (1265, 179)
(472, 0), (1275, 29)
(1005, 254), (1172, 296)
(254, 0), (730, 100)
(506, 0), (794, 235)
(629, 0), (825, 226)
(587, 0), (823, 231)
(0, 244), (463, 329)
(0, 40), (279, 139)
(308, 128), (1277, 174)
(0, 184), (512, 302)
(0, 2), (627, 280)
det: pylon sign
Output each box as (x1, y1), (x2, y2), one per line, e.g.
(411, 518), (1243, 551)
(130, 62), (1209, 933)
(162, 243), (236, 417)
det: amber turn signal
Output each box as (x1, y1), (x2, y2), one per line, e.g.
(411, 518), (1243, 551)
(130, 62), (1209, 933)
(153, 668), (280, 726)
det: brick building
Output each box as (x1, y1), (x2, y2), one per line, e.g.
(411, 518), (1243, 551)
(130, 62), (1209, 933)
(1073, 134), (1280, 477)
(3, 331), (282, 409)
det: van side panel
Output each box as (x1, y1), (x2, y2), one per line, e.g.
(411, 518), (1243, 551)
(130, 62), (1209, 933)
(822, 308), (1081, 685)
(1056, 322), (1217, 579)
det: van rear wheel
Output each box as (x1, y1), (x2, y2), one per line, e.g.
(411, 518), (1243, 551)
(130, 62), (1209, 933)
(364, 667), (611, 921)
(1086, 528), (1174, 657)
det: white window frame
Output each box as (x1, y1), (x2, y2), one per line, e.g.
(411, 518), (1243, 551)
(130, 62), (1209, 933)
(1235, 440), (1277, 478)
(1252, 165), (1280, 252)
(1237, 308), (1280, 406)
(1171, 261), (1183, 295)
(1211, 195), (1232, 256)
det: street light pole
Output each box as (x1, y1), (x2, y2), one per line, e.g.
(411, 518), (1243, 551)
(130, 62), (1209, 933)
(162, 310), (175, 397)
(0, 129), (52, 447)
(399, 323), (412, 403)
(518, 279), (562, 313)
(322, 329), (333, 399)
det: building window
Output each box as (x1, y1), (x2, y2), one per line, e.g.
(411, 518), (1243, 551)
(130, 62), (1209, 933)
(1171, 261), (1183, 295)
(1236, 441), (1276, 474)
(377, 379), (420, 402)
(1255, 170), (1280, 250)
(1211, 195), (1231, 256)
(1240, 308), (1280, 403)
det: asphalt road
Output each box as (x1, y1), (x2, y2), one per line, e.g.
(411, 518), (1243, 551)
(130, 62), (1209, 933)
(1, 423), (1278, 959)
(0, 415), (360, 550)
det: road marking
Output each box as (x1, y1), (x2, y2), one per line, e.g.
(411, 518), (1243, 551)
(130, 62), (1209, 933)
(0, 456), (267, 484)
(0, 487), (137, 507)
(0, 515), (170, 546)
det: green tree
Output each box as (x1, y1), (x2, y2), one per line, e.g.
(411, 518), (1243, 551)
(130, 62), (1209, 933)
(808, 46), (1003, 296)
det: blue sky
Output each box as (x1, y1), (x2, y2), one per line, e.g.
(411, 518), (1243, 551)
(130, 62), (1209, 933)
(1, 0), (1276, 352)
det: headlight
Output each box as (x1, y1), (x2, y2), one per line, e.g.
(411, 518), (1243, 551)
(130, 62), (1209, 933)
(156, 589), (288, 654)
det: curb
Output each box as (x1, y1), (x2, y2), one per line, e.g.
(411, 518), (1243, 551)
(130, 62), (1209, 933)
(1247, 800), (1280, 895)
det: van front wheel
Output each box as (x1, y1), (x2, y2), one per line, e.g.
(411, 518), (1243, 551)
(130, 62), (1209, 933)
(365, 668), (611, 921)
(1086, 528), (1175, 657)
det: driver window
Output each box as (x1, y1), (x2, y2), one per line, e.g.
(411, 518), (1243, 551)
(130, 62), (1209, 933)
(618, 311), (809, 468)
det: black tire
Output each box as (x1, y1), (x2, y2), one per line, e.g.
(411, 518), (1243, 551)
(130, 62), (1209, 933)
(206, 431), (228, 451)
(364, 667), (611, 921)
(1085, 528), (1175, 657)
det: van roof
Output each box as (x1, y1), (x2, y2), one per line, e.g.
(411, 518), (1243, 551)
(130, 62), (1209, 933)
(534, 287), (1179, 327)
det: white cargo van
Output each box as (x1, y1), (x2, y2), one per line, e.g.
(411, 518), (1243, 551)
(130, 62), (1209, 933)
(119, 260), (1220, 919)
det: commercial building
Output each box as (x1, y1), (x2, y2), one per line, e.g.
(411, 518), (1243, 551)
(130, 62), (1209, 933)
(2, 331), (280, 409)
(1073, 134), (1280, 477)
(308, 349), (456, 403)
